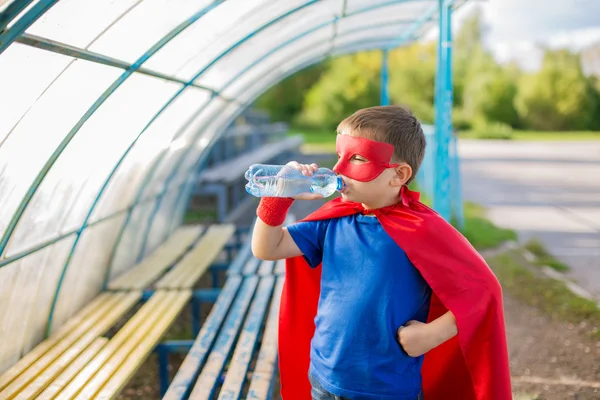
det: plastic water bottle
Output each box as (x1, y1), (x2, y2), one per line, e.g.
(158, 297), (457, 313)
(244, 164), (344, 198)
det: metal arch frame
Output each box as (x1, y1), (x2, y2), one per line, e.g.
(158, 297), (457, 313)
(0, 0), (452, 333)
(107, 0), (432, 269)
(0, 17), (426, 269)
(0, 0), (59, 53)
(40, 1), (235, 336)
(0, 0), (35, 32)
(172, 37), (405, 220)
(99, 0), (324, 284)
(0, 0), (226, 260)
(130, 0), (439, 262)
(433, 0), (454, 221)
(0, 0), (442, 268)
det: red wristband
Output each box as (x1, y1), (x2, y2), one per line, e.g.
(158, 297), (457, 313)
(257, 197), (294, 226)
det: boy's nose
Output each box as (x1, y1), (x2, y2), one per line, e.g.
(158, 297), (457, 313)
(332, 160), (341, 174)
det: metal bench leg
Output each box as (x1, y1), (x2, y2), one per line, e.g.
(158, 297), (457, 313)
(192, 296), (201, 336)
(157, 344), (170, 397)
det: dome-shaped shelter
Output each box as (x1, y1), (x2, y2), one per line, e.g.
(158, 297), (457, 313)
(0, 0), (466, 395)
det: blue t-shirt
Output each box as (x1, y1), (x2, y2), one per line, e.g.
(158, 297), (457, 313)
(287, 214), (432, 400)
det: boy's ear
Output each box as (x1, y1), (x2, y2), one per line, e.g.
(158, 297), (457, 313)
(391, 163), (412, 187)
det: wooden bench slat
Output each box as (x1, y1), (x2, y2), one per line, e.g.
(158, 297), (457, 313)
(108, 226), (204, 290)
(218, 276), (275, 400)
(241, 258), (261, 276)
(257, 260), (275, 276)
(226, 238), (252, 276)
(35, 338), (108, 400)
(156, 224), (235, 289)
(247, 277), (285, 400)
(94, 291), (192, 400)
(0, 293), (114, 392)
(199, 135), (303, 184)
(54, 291), (173, 400)
(188, 276), (259, 400)
(162, 276), (243, 400)
(9, 293), (140, 400)
(273, 259), (286, 276)
(0, 293), (140, 399)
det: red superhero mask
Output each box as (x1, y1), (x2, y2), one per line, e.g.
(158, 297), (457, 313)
(333, 134), (399, 182)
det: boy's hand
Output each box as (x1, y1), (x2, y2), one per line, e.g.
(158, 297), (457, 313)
(396, 320), (437, 357)
(397, 312), (458, 357)
(284, 161), (324, 201)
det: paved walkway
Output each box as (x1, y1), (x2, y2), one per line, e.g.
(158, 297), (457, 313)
(459, 140), (600, 298)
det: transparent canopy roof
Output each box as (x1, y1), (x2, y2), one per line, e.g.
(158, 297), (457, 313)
(0, 0), (466, 373)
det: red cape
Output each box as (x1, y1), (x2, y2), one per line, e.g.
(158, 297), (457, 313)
(278, 187), (511, 400)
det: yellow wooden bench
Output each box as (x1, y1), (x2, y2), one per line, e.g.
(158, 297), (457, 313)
(155, 224), (235, 289)
(161, 258), (286, 400)
(0, 292), (141, 399)
(108, 225), (205, 290)
(0, 223), (239, 400)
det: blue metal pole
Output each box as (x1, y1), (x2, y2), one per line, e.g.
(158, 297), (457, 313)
(381, 49), (390, 106)
(157, 344), (170, 397)
(433, 0), (453, 222)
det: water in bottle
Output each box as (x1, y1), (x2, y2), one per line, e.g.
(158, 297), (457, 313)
(244, 164), (345, 198)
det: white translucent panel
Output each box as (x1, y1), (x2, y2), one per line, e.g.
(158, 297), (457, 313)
(334, 25), (406, 48)
(89, 0), (212, 64)
(0, 60), (122, 245)
(0, 44), (73, 145)
(26, 0), (139, 49)
(140, 97), (228, 200)
(195, 0), (339, 89)
(143, 0), (266, 76)
(5, 75), (181, 257)
(221, 34), (332, 98)
(170, 183), (192, 234)
(109, 200), (155, 281)
(337, 16), (412, 36)
(146, 0), (309, 80)
(49, 214), (125, 334)
(345, 0), (434, 16)
(90, 87), (211, 223)
(0, 236), (74, 374)
(332, 39), (393, 55)
(178, 101), (247, 180)
(143, 187), (182, 257)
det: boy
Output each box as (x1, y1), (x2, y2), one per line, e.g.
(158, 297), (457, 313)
(252, 106), (511, 400)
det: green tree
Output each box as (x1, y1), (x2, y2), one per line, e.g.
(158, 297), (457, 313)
(515, 49), (598, 130)
(254, 64), (325, 122)
(463, 64), (519, 127)
(299, 52), (381, 129)
(388, 43), (436, 124)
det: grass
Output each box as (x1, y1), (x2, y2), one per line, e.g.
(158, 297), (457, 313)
(290, 126), (600, 145)
(524, 239), (570, 272)
(461, 202), (518, 250)
(487, 250), (600, 339)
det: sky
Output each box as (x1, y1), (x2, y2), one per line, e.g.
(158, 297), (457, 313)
(454, 0), (600, 71)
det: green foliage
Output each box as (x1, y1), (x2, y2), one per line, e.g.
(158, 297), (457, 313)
(463, 64), (519, 127)
(253, 7), (600, 133)
(461, 202), (517, 249)
(298, 52), (381, 129)
(254, 64), (326, 122)
(515, 49), (599, 131)
(469, 121), (514, 140)
(488, 251), (599, 338)
(525, 239), (570, 272)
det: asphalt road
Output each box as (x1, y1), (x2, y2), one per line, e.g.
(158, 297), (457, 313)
(459, 140), (600, 298)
